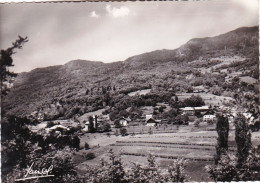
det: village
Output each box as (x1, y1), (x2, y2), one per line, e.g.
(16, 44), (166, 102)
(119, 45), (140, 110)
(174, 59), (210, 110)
(30, 68), (259, 135)
(25, 68), (260, 182)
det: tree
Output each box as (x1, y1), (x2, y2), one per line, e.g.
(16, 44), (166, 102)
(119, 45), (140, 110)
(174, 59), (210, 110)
(84, 142), (90, 150)
(206, 114), (258, 182)
(166, 158), (187, 183)
(114, 119), (121, 128)
(194, 119), (200, 127)
(183, 95), (205, 107)
(0, 36), (28, 97)
(237, 146), (260, 181)
(120, 128), (127, 136)
(102, 122), (111, 132)
(206, 147), (260, 182)
(206, 154), (237, 182)
(87, 149), (126, 183)
(234, 113), (252, 166)
(88, 116), (96, 133)
(70, 135), (80, 150)
(5, 147), (79, 183)
(148, 127), (153, 134)
(215, 114), (229, 164)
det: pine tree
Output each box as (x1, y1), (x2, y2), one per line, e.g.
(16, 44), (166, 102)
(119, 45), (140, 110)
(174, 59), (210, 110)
(235, 113), (252, 166)
(215, 114), (229, 164)
(0, 36), (28, 97)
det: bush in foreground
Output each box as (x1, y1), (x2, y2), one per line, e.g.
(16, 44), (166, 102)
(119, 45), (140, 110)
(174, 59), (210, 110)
(84, 149), (188, 183)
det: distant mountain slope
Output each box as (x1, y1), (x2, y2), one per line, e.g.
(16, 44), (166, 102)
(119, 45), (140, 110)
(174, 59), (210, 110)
(125, 26), (258, 68)
(2, 26), (259, 117)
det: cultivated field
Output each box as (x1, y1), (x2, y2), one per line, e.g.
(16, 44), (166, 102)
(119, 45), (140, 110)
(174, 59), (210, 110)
(176, 92), (234, 106)
(128, 89), (151, 96)
(73, 124), (260, 182)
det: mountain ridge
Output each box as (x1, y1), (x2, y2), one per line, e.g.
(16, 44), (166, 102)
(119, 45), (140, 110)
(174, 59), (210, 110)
(2, 25), (259, 118)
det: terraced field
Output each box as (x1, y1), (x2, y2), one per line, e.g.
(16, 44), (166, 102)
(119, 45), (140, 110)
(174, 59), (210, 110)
(76, 126), (260, 182)
(109, 132), (237, 162)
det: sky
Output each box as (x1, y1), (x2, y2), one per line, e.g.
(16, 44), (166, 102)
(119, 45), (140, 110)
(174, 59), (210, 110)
(0, 0), (259, 73)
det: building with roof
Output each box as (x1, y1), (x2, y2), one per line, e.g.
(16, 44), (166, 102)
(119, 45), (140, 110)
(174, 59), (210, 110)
(146, 114), (153, 121)
(146, 118), (161, 126)
(119, 117), (131, 127)
(203, 115), (216, 122)
(193, 85), (206, 93)
(179, 107), (195, 115)
(194, 106), (210, 112)
(180, 106), (210, 116)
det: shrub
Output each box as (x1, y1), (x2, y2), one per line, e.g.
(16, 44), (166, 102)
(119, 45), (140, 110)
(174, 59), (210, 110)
(206, 154), (237, 182)
(148, 127), (153, 134)
(114, 119), (121, 128)
(120, 128), (127, 136)
(70, 135), (80, 150)
(194, 119), (200, 127)
(166, 158), (187, 182)
(115, 129), (119, 136)
(102, 122), (111, 132)
(84, 142), (90, 150)
(85, 152), (95, 160)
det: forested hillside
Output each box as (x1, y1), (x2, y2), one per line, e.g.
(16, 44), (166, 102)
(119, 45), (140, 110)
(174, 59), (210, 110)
(2, 26), (259, 119)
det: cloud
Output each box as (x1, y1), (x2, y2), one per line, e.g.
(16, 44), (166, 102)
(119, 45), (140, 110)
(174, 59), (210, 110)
(106, 4), (130, 18)
(232, 0), (258, 12)
(90, 11), (100, 18)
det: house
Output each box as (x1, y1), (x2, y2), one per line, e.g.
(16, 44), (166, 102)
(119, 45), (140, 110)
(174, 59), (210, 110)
(194, 106), (210, 113)
(83, 122), (89, 132)
(45, 125), (69, 133)
(146, 114), (153, 121)
(119, 117), (131, 127)
(203, 115), (216, 122)
(193, 85), (206, 93)
(146, 118), (160, 126)
(180, 106), (209, 116)
(179, 107), (195, 115)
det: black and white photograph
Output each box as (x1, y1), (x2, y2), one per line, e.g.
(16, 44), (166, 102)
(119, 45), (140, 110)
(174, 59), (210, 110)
(0, 0), (259, 182)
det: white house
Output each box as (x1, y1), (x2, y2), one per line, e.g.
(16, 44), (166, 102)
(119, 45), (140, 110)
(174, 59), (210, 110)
(203, 115), (216, 122)
(119, 117), (131, 127)
(194, 106), (209, 112)
(179, 107), (195, 115)
(83, 121), (90, 132)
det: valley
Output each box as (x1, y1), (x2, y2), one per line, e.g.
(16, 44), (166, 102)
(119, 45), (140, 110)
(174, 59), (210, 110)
(2, 25), (259, 182)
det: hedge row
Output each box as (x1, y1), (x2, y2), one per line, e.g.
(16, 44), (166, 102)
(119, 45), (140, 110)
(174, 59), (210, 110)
(120, 152), (214, 162)
(111, 143), (237, 152)
(127, 131), (178, 135)
(111, 143), (215, 151)
(130, 135), (217, 139)
(116, 140), (216, 147)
